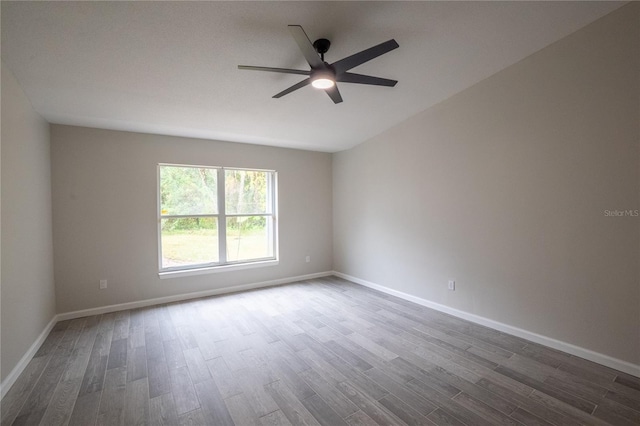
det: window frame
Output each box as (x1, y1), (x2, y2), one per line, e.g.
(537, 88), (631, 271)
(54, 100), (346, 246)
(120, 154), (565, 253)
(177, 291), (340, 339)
(157, 163), (278, 275)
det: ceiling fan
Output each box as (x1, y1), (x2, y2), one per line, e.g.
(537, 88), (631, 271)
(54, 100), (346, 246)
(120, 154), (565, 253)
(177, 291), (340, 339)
(238, 25), (399, 104)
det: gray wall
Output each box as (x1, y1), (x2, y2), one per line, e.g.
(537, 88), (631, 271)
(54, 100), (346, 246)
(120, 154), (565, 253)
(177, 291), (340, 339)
(333, 4), (639, 364)
(1, 63), (57, 382)
(51, 125), (333, 313)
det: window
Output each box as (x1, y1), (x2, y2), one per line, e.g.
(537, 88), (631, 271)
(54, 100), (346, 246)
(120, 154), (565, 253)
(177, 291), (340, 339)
(158, 164), (277, 272)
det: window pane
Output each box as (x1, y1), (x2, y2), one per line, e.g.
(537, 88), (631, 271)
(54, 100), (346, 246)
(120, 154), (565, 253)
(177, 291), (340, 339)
(161, 217), (218, 268)
(160, 166), (217, 215)
(225, 170), (269, 214)
(226, 216), (273, 262)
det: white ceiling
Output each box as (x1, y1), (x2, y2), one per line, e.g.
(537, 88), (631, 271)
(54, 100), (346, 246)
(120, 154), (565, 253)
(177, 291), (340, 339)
(1, 1), (624, 152)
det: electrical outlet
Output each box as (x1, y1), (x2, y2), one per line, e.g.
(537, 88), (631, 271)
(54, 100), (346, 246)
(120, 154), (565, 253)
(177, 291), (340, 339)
(305, 255), (311, 263)
(448, 280), (455, 291)
(100, 279), (107, 290)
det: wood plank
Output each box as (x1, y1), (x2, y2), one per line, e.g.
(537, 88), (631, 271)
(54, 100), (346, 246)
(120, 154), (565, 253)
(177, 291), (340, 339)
(158, 306), (179, 342)
(557, 361), (617, 387)
(264, 380), (321, 426)
(128, 326), (145, 350)
(452, 392), (521, 426)
(299, 367), (359, 419)
(428, 365), (517, 415)
(169, 366), (200, 416)
(528, 390), (611, 426)
(112, 316), (130, 341)
(517, 343), (570, 368)
(206, 356), (243, 399)
(147, 354), (171, 398)
(96, 366), (127, 426)
(259, 409), (294, 426)
(193, 378), (234, 426)
(265, 340), (310, 374)
(144, 328), (164, 362)
(378, 393), (434, 426)
(301, 393), (348, 426)
(615, 373), (640, 392)
(194, 330), (220, 360)
(241, 347), (279, 385)
(326, 354), (388, 401)
(333, 336), (410, 385)
(336, 381), (402, 426)
(510, 407), (554, 426)
(268, 357), (315, 400)
(68, 391), (101, 426)
(183, 347), (212, 384)
(177, 408), (206, 426)
(126, 346), (147, 383)
(344, 332), (398, 361)
(62, 318), (101, 383)
(123, 377), (149, 426)
(33, 330), (65, 358)
(405, 379), (496, 426)
(163, 339), (186, 370)
(364, 367), (437, 416)
(149, 393), (179, 426)
(301, 349), (354, 385)
(176, 325), (199, 350)
(224, 392), (262, 426)
(234, 368), (280, 417)
(13, 346), (72, 425)
(604, 389), (640, 412)
(78, 345), (108, 397)
(38, 378), (82, 426)
(475, 377), (581, 426)
(106, 338), (127, 370)
(593, 397), (640, 425)
(344, 410), (379, 426)
(0, 356), (50, 425)
(496, 366), (596, 413)
(426, 408), (467, 426)
(544, 374), (608, 403)
(323, 340), (372, 372)
(391, 357), (461, 398)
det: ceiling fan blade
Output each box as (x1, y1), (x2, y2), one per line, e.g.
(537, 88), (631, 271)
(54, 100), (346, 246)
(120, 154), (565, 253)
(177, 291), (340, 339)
(273, 78), (311, 98)
(337, 72), (397, 87)
(332, 39), (399, 74)
(238, 65), (310, 76)
(325, 85), (343, 104)
(288, 25), (324, 69)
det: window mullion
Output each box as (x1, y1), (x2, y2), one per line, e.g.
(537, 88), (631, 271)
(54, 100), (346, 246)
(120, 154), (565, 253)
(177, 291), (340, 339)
(218, 168), (227, 263)
(224, 213), (271, 218)
(160, 214), (219, 219)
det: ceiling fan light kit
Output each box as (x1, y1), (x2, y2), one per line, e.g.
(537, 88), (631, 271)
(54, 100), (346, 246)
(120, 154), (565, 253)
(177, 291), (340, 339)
(311, 71), (335, 89)
(311, 77), (335, 89)
(238, 25), (399, 104)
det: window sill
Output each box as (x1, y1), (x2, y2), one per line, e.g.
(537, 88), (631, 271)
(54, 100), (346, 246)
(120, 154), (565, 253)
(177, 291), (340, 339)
(158, 259), (279, 279)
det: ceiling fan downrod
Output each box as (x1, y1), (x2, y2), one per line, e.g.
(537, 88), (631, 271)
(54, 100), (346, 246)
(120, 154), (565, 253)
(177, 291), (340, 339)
(312, 38), (331, 62)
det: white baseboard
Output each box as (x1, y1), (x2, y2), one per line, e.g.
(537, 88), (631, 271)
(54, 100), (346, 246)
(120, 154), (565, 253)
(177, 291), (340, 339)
(57, 271), (333, 321)
(1, 271), (333, 400)
(333, 271), (640, 378)
(0, 316), (58, 399)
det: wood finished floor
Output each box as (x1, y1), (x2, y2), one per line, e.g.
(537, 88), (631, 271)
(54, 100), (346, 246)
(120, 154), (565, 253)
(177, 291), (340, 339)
(2, 277), (639, 426)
